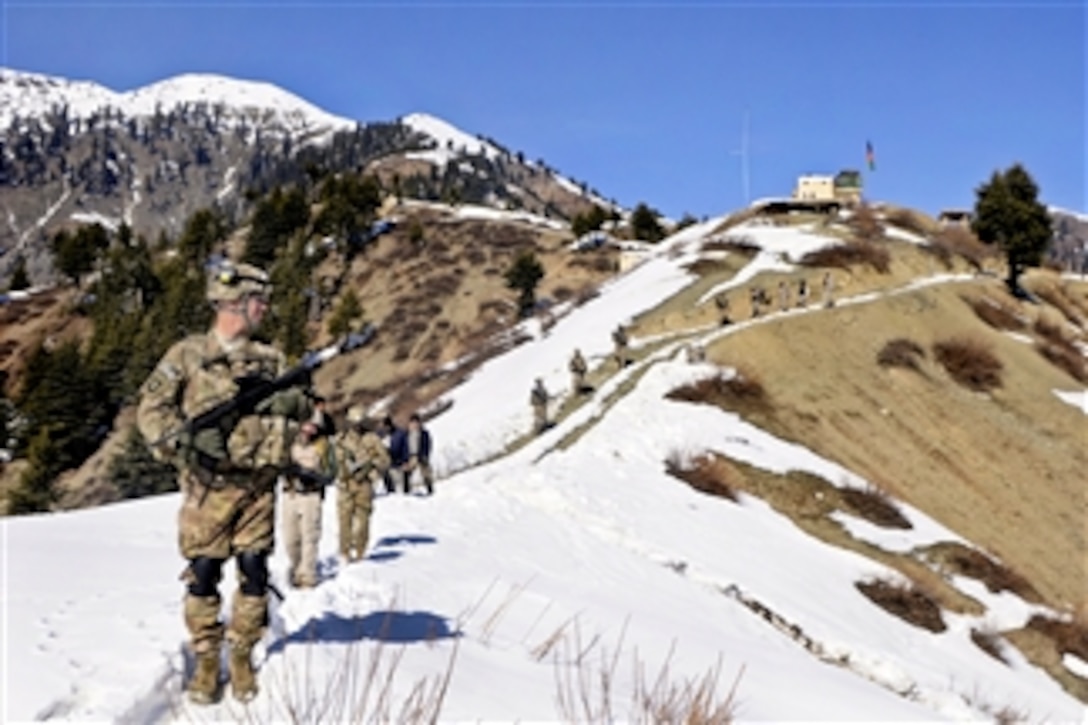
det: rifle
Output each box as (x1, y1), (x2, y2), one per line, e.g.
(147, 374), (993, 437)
(151, 323), (377, 452)
(283, 462), (335, 491)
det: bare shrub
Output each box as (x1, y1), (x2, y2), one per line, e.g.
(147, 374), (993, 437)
(701, 237), (759, 255)
(553, 286), (573, 301)
(684, 258), (731, 276)
(1032, 318), (1088, 382)
(971, 627), (1009, 664)
(932, 226), (991, 271)
(932, 337), (1003, 392)
(839, 486), (912, 529)
(965, 296), (1025, 332)
(1025, 615), (1088, 661)
(877, 338), (926, 372)
(575, 286), (600, 306)
(927, 543), (1042, 602)
(201, 601), (460, 724)
(1036, 341), (1088, 383)
(1035, 285), (1085, 328)
(548, 619), (742, 724)
(665, 451), (740, 502)
(666, 370), (771, 418)
(800, 242), (891, 274)
(848, 204), (884, 242)
(855, 577), (946, 633)
(883, 207), (934, 238)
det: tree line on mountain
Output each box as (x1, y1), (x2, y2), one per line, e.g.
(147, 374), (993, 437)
(4, 168), (386, 512)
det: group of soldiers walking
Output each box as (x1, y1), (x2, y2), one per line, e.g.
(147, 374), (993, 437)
(135, 260), (435, 706)
(746, 272), (834, 319)
(529, 324), (630, 434)
(528, 271), (839, 434)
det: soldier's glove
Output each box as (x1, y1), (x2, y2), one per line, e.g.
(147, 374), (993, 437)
(177, 427), (229, 475)
(254, 388), (313, 421)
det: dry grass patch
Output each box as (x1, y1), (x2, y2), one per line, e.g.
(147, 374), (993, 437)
(1025, 615), (1088, 662)
(684, 258), (733, 277)
(971, 627), (1010, 665)
(855, 577), (947, 633)
(1034, 285), (1086, 329)
(876, 337), (927, 372)
(665, 370), (772, 419)
(701, 237), (759, 255)
(1036, 341), (1088, 383)
(922, 542), (1042, 603)
(800, 242), (891, 274)
(1032, 318), (1088, 382)
(839, 486), (912, 529)
(665, 451), (740, 502)
(883, 207), (936, 239)
(933, 337), (1003, 392)
(931, 225), (992, 271)
(965, 295), (1025, 332)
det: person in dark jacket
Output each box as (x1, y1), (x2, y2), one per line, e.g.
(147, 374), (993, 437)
(380, 416), (406, 494)
(391, 413), (434, 495)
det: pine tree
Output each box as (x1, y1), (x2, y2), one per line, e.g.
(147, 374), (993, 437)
(972, 163), (1053, 292)
(8, 426), (61, 513)
(327, 288), (363, 338)
(505, 251), (545, 317)
(572, 205), (609, 237)
(107, 426), (178, 499)
(630, 203), (665, 243)
(9, 255), (30, 290)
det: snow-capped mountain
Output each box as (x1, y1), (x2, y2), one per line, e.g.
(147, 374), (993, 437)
(0, 67), (619, 286)
(0, 68), (357, 138)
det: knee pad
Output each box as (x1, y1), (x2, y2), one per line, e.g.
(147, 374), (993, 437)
(236, 550), (269, 596)
(187, 557), (224, 597)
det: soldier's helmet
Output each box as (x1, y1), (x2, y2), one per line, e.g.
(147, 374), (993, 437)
(346, 405), (367, 426)
(207, 261), (272, 303)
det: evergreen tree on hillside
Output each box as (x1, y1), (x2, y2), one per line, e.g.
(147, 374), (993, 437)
(107, 426), (178, 500)
(7, 426), (62, 513)
(630, 203), (665, 243)
(572, 205), (609, 238)
(177, 209), (226, 265)
(972, 163), (1053, 293)
(244, 186), (310, 268)
(327, 288), (363, 338)
(9, 255), (30, 291)
(505, 251), (545, 317)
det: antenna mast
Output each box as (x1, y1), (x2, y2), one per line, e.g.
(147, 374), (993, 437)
(741, 109), (750, 206)
(730, 109), (751, 207)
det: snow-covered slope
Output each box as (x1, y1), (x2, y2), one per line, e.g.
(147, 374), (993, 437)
(0, 67), (357, 136)
(3, 217), (1082, 722)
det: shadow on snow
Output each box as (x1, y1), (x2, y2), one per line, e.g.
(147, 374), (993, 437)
(267, 610), (462, 653)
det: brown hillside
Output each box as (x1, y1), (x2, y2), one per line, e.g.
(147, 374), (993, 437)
(701, 275), (1087, 610)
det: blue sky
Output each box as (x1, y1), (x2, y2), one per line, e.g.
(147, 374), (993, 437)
(3, 1), (1084, 219)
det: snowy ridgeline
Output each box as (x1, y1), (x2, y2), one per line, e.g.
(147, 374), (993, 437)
(4, 216), (1084, 722)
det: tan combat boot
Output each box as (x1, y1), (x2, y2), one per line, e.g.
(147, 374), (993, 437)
(187, 651), (222, 704)
(228, 641), (258, 703)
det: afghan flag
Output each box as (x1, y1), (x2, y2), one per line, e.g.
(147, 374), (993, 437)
(866, 140), (876, 171)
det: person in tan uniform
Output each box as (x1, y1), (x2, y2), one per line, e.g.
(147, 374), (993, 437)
(569, 348), (588, 394)
(136, 261), (313, 705)
(334, 406), (391, 562)
(282, 420), (335, 589)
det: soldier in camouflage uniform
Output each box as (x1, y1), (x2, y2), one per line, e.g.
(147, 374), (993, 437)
(569, 348), (588, 394)
(611, 325), (629, 369)
(137, 261), (313, 705)
(531, 378), (550, 434)
(334, 406), (391, 562)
